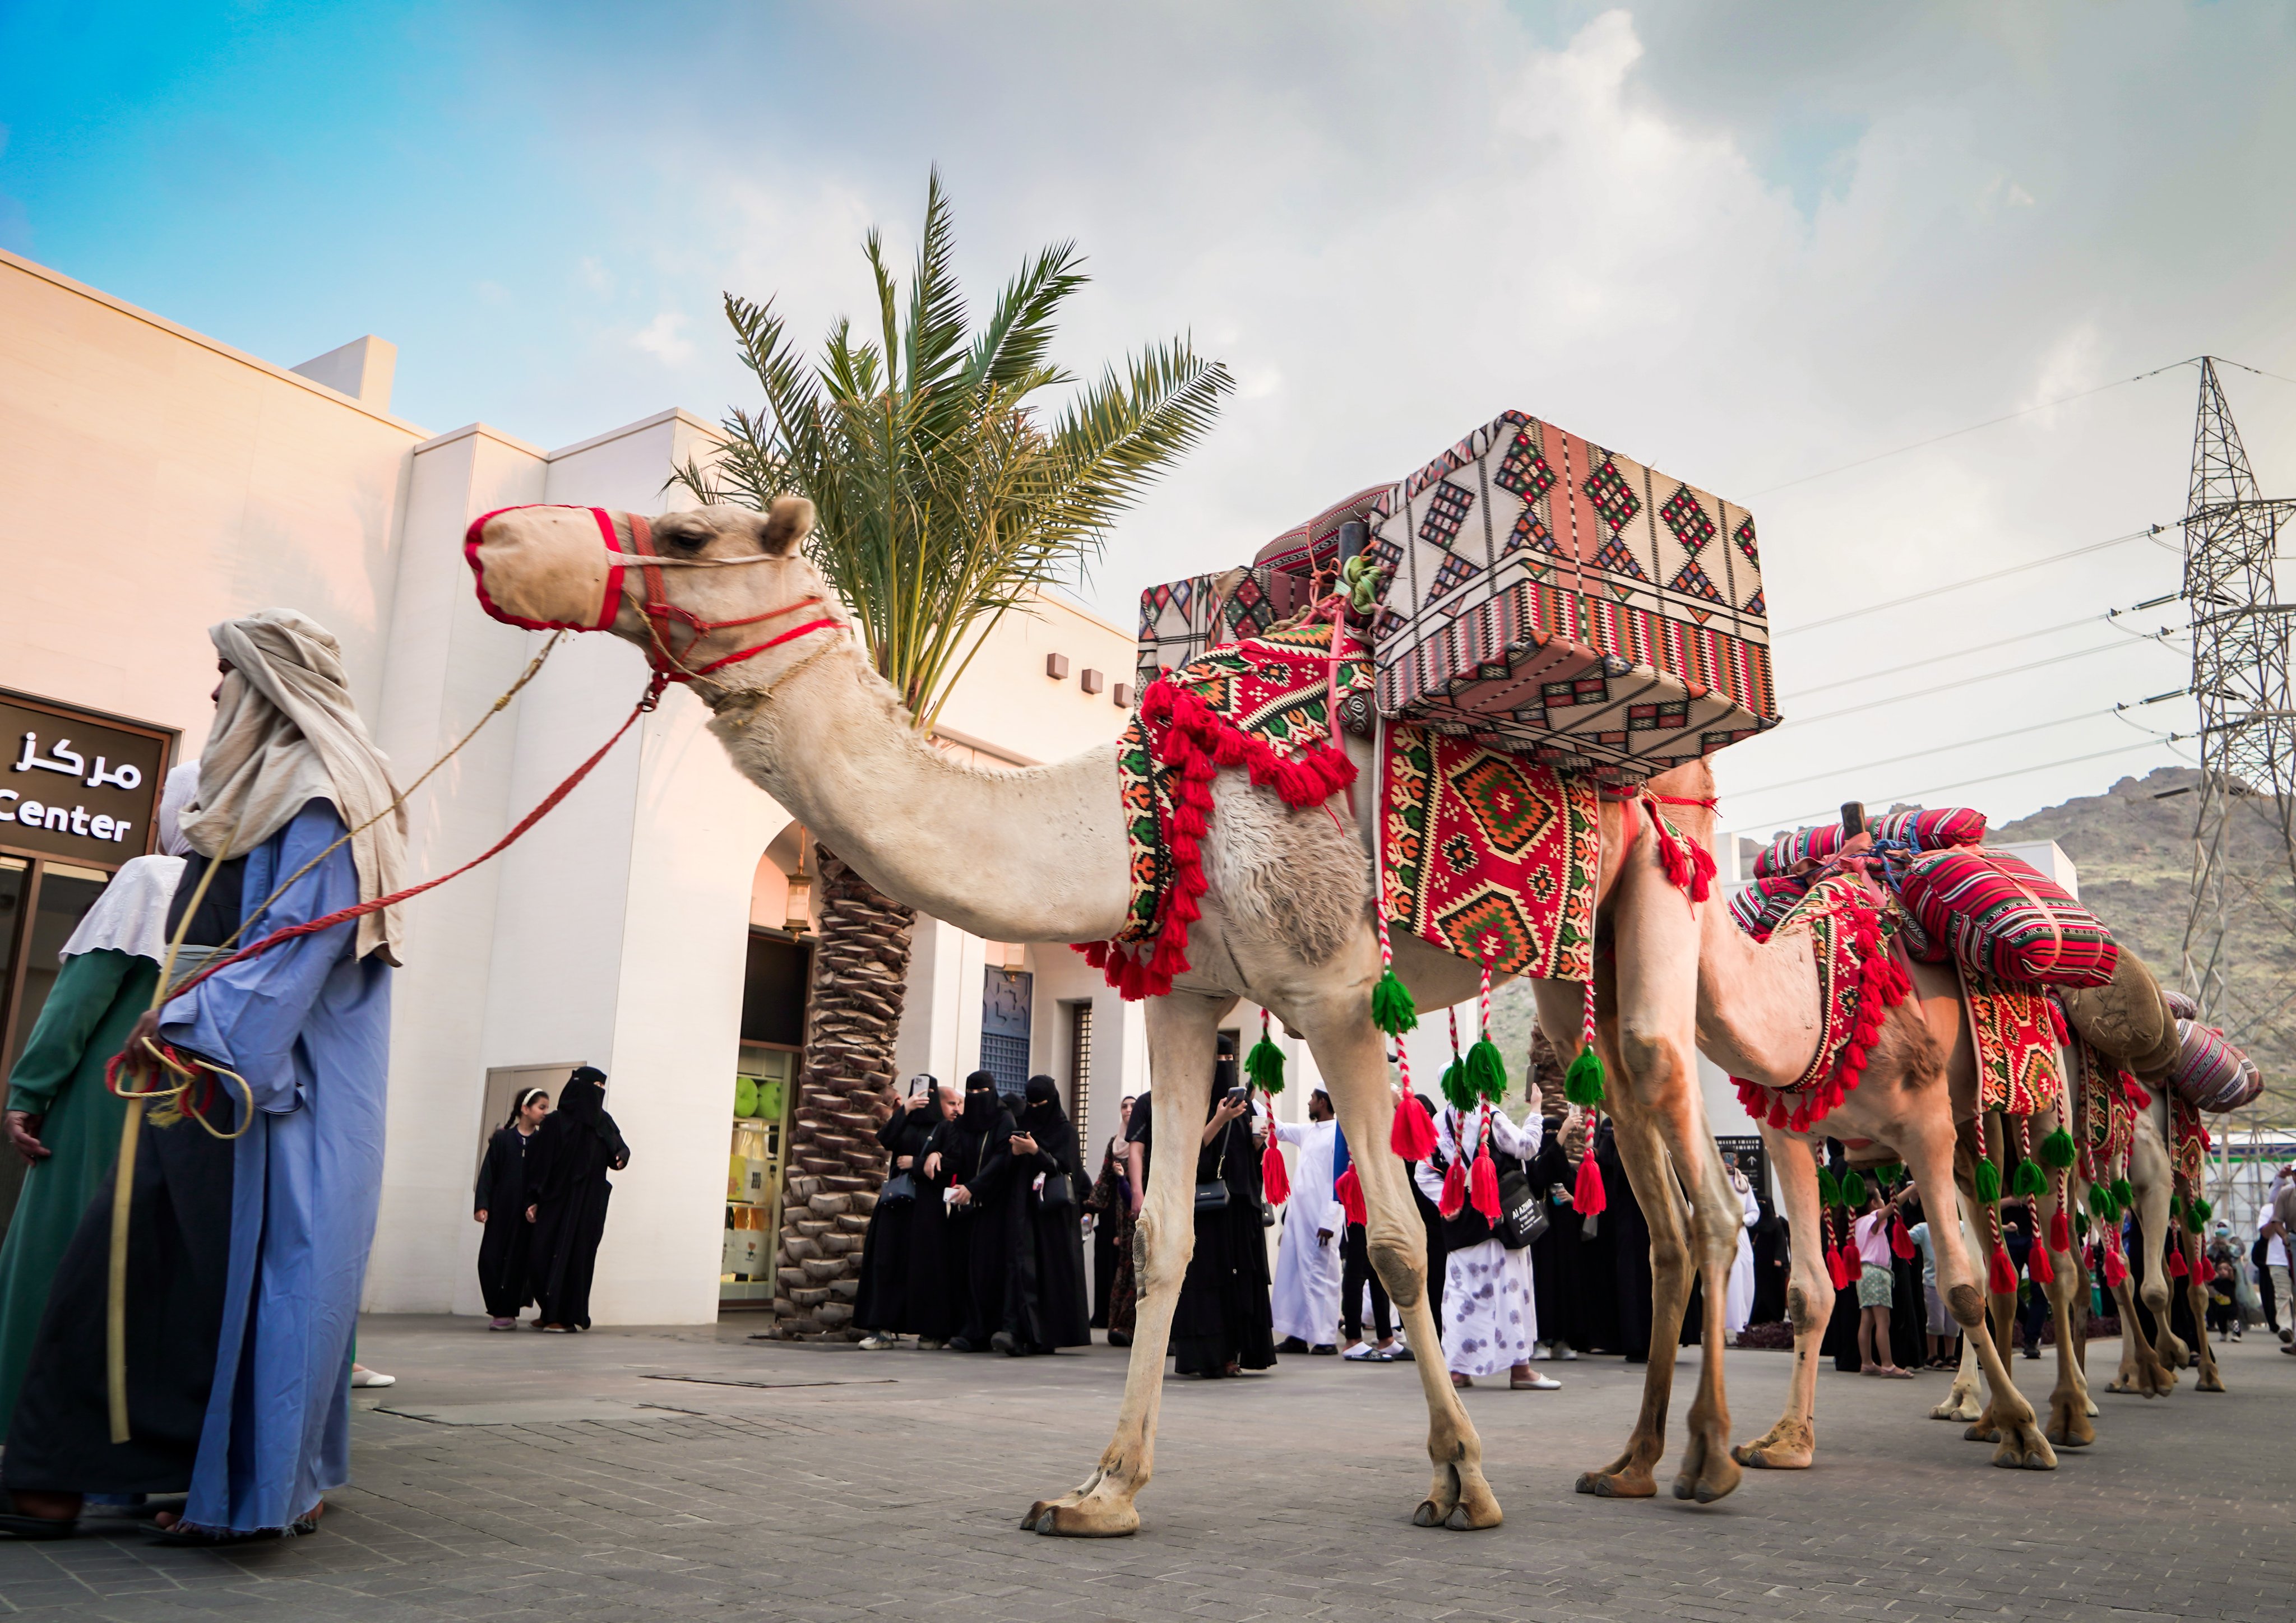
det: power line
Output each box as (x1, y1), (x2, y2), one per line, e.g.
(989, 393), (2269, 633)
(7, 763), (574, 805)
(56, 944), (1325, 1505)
(2214, 355), (2296, 390)
(1748, 360), (2196, 497)
(1732, 707), (2113, 797)
(1729, 736), (2190, 839)
(1775, 627), (2186, 730)
(1776, 526), (2166, 637)
(1780, 602), (2173, 702)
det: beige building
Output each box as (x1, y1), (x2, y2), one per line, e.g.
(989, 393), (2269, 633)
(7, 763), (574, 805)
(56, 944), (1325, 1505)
(0, 247), (1327, 1326)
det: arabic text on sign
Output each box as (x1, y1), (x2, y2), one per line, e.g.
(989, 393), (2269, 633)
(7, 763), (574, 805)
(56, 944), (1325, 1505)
(12, 732), (143, 790)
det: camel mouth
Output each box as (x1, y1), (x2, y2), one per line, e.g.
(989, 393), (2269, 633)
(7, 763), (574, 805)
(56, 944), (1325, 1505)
(465, 505), (627, 633)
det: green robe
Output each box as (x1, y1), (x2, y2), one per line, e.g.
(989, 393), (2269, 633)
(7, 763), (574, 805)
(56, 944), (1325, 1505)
(0, 948), (152, 1432)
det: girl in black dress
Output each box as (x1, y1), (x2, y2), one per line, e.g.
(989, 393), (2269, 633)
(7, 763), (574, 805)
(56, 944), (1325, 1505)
(474, 1087), (550, 1328)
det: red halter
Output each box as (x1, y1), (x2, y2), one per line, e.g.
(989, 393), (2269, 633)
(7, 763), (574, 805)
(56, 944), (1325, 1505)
(619, 513), (843, 684)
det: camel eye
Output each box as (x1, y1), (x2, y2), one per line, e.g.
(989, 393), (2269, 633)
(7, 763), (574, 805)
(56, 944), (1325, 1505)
(662, 523), (706, 553)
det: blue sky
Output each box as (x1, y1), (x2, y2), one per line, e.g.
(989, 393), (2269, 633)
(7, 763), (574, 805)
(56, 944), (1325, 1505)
(6, 2), (2296, 835)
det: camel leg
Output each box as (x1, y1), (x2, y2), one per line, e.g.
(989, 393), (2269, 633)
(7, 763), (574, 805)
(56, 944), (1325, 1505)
(2108, 1270), (2174, 1397)
(2033, 1142), (2094, 1448)
(1025, 992), (1224, 1536)
(1932, 1202), (1985, 1422)
(1733, 1128), (1827, 1469)
(2131, 1162), (2184, 1384)
(1901, 1125), (2055, 1468)
(1305, 987), (1499, 1531)
(2186, 1237), (2226, 1393)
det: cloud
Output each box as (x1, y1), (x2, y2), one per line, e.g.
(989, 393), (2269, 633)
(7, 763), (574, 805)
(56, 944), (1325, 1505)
(631, 310), (693, 365)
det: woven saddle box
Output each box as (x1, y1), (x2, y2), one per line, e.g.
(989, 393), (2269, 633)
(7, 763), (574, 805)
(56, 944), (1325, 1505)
(1365, 410), (1777, 784)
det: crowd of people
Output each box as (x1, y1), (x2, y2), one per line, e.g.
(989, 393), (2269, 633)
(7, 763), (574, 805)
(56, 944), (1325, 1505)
(471, 1068), (633, 1333)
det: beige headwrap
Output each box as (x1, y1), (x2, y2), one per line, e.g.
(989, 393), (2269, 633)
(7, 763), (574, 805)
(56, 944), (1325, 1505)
(175, 609), (408, 962)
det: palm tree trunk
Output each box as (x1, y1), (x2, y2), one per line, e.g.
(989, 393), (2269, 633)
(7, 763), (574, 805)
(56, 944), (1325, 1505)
(770, 845), (915, 1339)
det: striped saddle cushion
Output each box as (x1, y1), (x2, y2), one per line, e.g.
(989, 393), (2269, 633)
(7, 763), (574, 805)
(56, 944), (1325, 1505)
(1728, 875), (1809, 938)
(2167, 1020), (2263, 1112)
(1898, 848), (2119, 988)
(1753, 806), (1987, 879)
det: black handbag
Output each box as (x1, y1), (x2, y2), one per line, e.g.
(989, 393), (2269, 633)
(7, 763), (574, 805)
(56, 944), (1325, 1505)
(1496, 1167), (1548, 1250)
(1039, 1172), (1075, 1211)
(1195, 1132), (1232, 1212)
(881, 1171), (916, 1205)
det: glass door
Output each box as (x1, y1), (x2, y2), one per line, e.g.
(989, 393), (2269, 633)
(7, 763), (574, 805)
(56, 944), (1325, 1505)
(724, 1046), (795, 1305)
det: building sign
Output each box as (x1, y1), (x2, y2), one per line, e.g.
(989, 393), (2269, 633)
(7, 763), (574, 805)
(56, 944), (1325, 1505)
(0, 692), (173, 866)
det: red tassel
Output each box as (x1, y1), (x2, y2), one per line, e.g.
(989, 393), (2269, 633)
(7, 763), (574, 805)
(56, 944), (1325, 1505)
(1572, 1151), (1607, 1217)
(2028, 1241), (2056, 1286)
(1826, 1245), (1852, 1292)
(2049, 1209), (2071, 1254)
(1081, 941), (1108, 969)
(1890, 1215), (1915, 1261)
(2167, 1246), (2188, 1278)
(1468, 1148), (1500, 1222)
(1439, 1157), (1468, 1219)
(2102, 1246), (2128, 1289)
(1335, 1164), (1368, 1228)
(1261, 1135), (1290, 1207)
(1389, 1091), (1438, 1160)
(1988, 1246), (2019, 1295)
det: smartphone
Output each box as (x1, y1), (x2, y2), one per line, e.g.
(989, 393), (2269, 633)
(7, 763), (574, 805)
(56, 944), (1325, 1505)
(1225, 1086), (1250, 1107)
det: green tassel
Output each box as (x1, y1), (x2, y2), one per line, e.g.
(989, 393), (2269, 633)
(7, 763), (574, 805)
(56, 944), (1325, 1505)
(1371, 968), (1418, 1037)
(1244, 1033), (1286, 1095)
(1562, 1044), (1606, 1107)
(2168, 1193), (2183, 1223)
(1465, 1038), (1508, 1103)
(1817, 1167), (1841, 1209)
(2191, 1197), (2214, 1227)
(2090, 1186), (2118, 1226)
(1841, 1171), (1869, 1209)
(2039, 1128), (2076, 1170)
(1974, 1158), (2001, 1205)
(2074, 1207), (2089, 1238)
(1439, 1056), (1475, 1114)
(2111, 1177), (2133, 1209)
(1872, 1162), (1902, 1190)
(2011, 1158), (2047, 1199)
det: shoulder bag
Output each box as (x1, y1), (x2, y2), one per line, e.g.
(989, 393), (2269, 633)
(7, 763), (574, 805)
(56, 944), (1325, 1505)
(1496, 1162), (1547, 1250)
(1195, 1128), (1232, 1212)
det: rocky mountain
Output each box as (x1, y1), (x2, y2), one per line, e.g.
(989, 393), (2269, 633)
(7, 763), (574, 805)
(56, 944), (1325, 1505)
(1481, 764), (2294, 1123)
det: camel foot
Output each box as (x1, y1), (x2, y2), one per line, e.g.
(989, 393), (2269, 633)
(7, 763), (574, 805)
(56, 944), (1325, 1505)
(1990, 1417), (2058, 1471)
(1931, 1385), (1983, 1422)
(1732, 1417), (1815, 1470)
(2084, 1395), (2100, 1417)
(2196, 1365), (2226, 1394)
(1575, 1464), (1658, 1499)
(1412, 1461), (1501, 1530)
(1021, 1469), (1140, 1537)
(1670, 1432), (1742, 1504)
(2045, 1391), (2095, 1449)
(1962, 1421), (2001, 1444)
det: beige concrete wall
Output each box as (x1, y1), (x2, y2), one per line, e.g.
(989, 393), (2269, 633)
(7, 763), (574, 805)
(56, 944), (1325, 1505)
(0, 249), (423, 746)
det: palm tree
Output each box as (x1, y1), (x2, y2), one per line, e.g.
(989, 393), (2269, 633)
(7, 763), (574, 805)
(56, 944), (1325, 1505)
(677, 170), (1232, 1338)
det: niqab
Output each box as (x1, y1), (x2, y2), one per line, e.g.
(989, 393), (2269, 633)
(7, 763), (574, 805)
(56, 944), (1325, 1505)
(177, 609), (408, 961)
(960, 1070), (1002, 1130)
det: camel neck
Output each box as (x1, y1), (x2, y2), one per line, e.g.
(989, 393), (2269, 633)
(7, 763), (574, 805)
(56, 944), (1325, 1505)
(711, 640), (1131, 944)
(1693, 881), (1826, 1089)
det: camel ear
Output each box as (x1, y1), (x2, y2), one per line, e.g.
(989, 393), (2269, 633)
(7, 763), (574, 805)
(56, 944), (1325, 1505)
(760, 494), (815, 555)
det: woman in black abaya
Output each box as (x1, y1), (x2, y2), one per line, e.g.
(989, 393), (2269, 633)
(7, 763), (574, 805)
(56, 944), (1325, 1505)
(854, 1074), (945, 1348)
(993, 1076), (1091, 1355)
(931, 1072), (1017, 1352)
(474, 1087), (550, 1328)
(1158, 1045), (1275, 1379)
(528, 1066), (630, 1332)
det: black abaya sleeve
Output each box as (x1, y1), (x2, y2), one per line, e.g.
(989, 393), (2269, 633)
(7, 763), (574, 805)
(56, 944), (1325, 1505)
(475, 1134), (504, 1214)
(968, 1112), (1022, 1201)
(599, 1111), (631, 1171)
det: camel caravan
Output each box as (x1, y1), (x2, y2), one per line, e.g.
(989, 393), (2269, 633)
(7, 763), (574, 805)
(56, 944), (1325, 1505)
(464, 406), (2262, 1534)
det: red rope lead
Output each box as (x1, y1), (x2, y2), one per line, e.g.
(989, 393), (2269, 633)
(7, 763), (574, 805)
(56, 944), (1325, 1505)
(164, 675), (666, 1006)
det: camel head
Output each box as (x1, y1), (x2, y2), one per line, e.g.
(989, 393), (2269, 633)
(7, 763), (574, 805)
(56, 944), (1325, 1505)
(464, 498), (838, 694)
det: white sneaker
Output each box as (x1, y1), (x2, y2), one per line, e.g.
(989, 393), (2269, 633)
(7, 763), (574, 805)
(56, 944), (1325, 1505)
(349, 1365), (396, 1388)
(1557, 1343), (1578, 1361)
(1530, 1343), (1553, 1361)
(857, 1334), (897, 1351)
(1510, 1371), (1562, 1390)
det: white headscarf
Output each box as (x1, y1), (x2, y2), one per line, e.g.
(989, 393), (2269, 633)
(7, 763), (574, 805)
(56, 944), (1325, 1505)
(58, 854), (186, 965)
(158, 759), (201, 857)
(175, 609), (408, 961)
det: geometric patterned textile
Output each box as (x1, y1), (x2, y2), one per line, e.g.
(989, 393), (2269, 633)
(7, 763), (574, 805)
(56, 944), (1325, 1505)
(1363, 410), (1776, 785)
(1752, 806), (1989, 880)
(1135, 565), (1314, 697)
(2168, 1092), (2210, 1195)
(2071, 1033), (2138, 1185)
(2165, 1019), (2265, 1113)
(1252, 484), (1392, 577)
(1729, 875), (1812, 939)
(1960, 965), (2067, 1117)
(1901, 848), (2119, 989)
(1730, 872), (1913, 1134)
(1378, 722), (1598, 982)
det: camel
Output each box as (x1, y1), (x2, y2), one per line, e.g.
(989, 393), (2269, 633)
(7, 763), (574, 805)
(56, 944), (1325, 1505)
(466, 500), (1756, 1532)
(2098, 1085), (2223, 1397)
(1686, 850), (2072, 1470)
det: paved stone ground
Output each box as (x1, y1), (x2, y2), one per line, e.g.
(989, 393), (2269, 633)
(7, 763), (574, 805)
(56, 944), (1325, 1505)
(3, 1315), (2293, 1621)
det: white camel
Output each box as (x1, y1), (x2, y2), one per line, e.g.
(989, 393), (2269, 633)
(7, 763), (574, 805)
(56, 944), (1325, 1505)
(466, 499), (1755, 1532)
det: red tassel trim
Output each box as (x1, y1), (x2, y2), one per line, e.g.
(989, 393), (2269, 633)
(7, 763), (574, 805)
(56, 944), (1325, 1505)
(1572, 1150), (1607, 1218)
(1334, 1163), (1365, 1227)
(2049, 1209), (2071, 1254)
(2101, 1242), (2129, 1290)
(1389, 1090), (1438, 1160)
(1890, 1214), (1916, 1261)
(1826, 1245), (1853, 1292)
(1261, 1134), (1291, 1207)
(1468, 1148), (1501, 1222)
(1439, 1157), (1468, 1219)
(2167, 1246), (2189, 1278)
(2027, 1240), (2056, 1286)
(1988, 1246), (2019, 1295)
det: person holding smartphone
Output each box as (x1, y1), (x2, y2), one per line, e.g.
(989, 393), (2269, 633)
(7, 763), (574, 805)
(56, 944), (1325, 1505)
(927, 1073), (1019, 1352)
(855, 1075), (948, 1350)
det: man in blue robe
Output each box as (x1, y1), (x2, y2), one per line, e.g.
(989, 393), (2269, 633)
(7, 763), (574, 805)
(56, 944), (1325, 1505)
(1, 609), (402, 1543)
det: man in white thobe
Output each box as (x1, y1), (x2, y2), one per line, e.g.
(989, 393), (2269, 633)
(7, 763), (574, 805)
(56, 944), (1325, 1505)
(1270, 1086), (1343, 1353)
